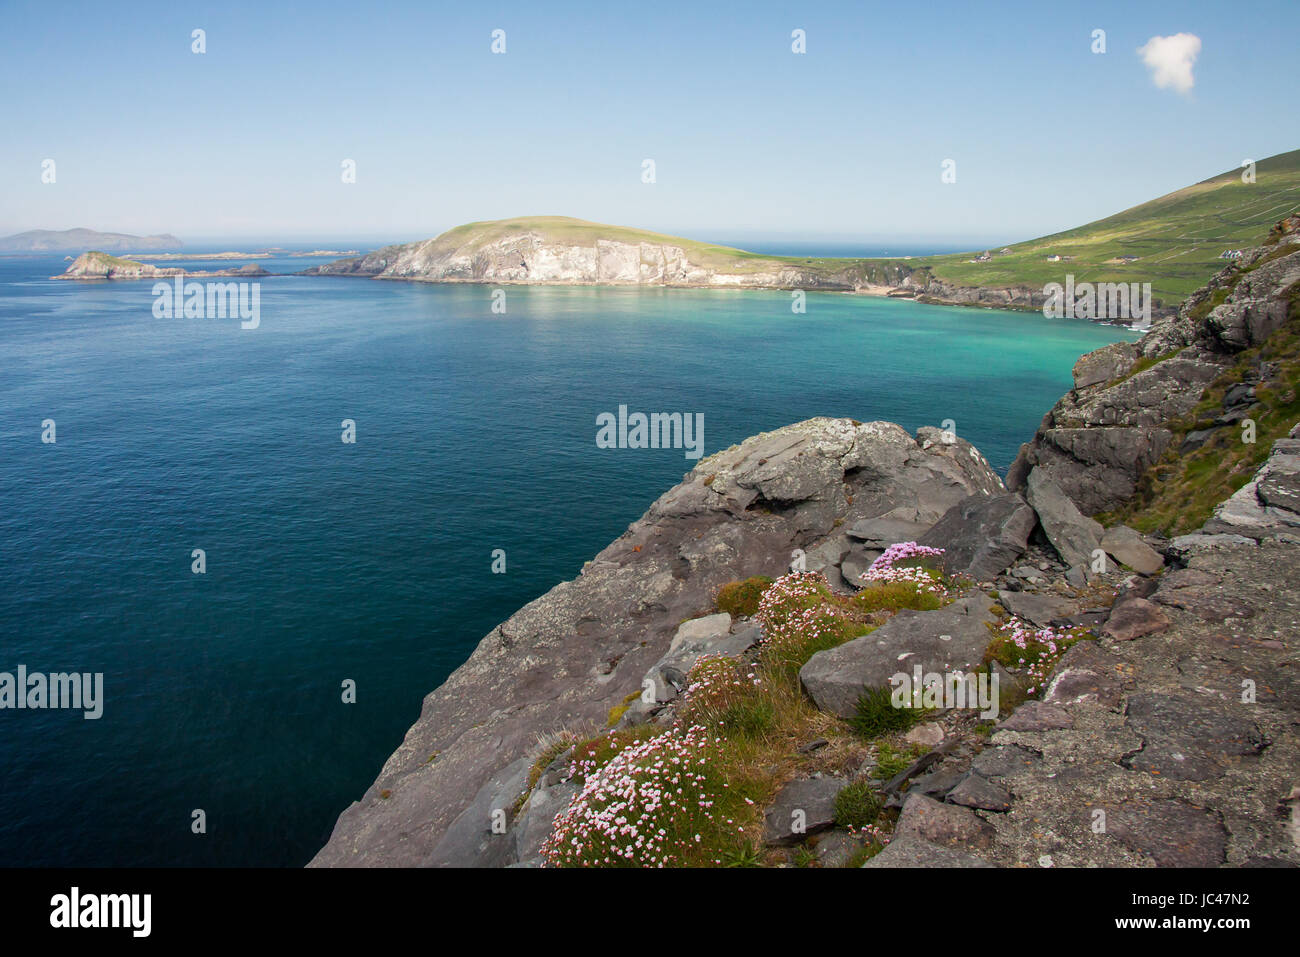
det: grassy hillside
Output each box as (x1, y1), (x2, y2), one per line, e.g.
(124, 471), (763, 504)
(921, 150), (1300, 307)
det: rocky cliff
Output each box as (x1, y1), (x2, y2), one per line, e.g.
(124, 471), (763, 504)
(311, 216), (1300, 870)
(1007, 214), (1300, 523)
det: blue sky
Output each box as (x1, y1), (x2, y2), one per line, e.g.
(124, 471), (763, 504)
(0, 0), (1296, 244)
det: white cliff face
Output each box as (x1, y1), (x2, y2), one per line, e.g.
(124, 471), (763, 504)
(331, 231), (798, 287)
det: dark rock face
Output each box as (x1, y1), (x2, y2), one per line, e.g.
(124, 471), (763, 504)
(798, 593), (997, 719)
(1100, 525), (1165, 576)
(1009, 242), (1300, 518)
(1025, 468), (1103, 569)
(893, 793), (996, 850)
(1105, 800), (1228, 867)
(918, 492), (1037, 581)
(1101, 597), (1171, 641)
(762, 777), (846, 846)
(996, 701), (1073, 732)
(946, 774), (1012, 811)
(999, 590), (1074, 628)
(310, 418), (1001, 867)
(863, 835), (993, 867)
(1121, 694), (1267, 782)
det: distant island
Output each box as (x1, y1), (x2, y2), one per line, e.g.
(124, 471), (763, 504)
(0, 228), (181, 253)
(53, 251), (268, 281)
(306, 149), (1300, 317)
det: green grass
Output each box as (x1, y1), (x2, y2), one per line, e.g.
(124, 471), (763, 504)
(714, 576), (774, 617)
(850, 685), (933, 738)
(919, 150), (1300, 308)
(834, 780), (884, 829)
(871, 741), (925, 780)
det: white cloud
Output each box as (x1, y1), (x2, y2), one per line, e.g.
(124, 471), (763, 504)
(1138, 33), (1202, 94)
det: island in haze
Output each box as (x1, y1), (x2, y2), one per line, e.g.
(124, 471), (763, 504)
(0, 227), (182, 253)
(52, 251), (268, 280)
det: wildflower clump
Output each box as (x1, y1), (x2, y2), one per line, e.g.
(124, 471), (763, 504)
(984, 617), (1089, 695)
(756, 572), (870, 677)
(542, 725), (743, 867)
(859, 542), (951, 595)
(678, 655), (773, 739)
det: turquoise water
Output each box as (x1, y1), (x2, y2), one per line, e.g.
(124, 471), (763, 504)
(0, 254), (1132, 866)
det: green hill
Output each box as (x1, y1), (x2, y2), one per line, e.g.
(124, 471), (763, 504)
(918, 149), (1300, 307)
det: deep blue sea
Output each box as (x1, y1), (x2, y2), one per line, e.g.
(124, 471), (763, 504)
(0, 248), (1133, 866)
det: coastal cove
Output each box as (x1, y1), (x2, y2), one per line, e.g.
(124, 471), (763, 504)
(0, 256), (1133, 866)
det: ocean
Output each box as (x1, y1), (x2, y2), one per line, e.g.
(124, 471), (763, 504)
(0, 249), (1133, 866)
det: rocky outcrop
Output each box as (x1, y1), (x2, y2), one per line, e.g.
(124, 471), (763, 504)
(918, 492), (1037, 581)
(309, 418), (1001, 867)
(798, 593), (998, 718)
(1008, 222), (1300, 515)
(1203, 427), (1300, 540)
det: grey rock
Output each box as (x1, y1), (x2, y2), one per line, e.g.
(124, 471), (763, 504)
(814, 830), (868, 867)
(1121, 693), (1267, 781)
(996, 701), (1074, 732)
(799, 593), (997, 718)
(918, 492), (1037, 581)
(763, 777), (846, 846)
(999, 590), (1074, 628)
(1101, 597), (1172, 641)
(846, 516), (932, 547)
(905, 722), (946, 747)
(1071, 341), (1138, 390)
(905, 768), (967, 800)
(894, 792), (995, 850)
(512, 780), (577, 863)
(1101, 525), (1165, 575)
(803, 535), (851, 575)
(862, 835), (993, 868)
(1106, 799), (1228, 867)
(1026, 468), (1103, 569)
(971, 744), (1042, 779)
(1152, 583), (1255, 623)
(1042, 642), (1127, 708)
(838, 546), (880, 589)
(426, 756), (531, 868)
(947, 774), (1012, 812)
